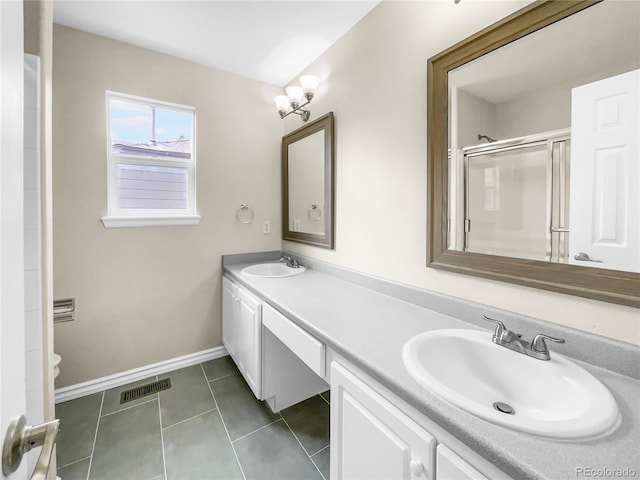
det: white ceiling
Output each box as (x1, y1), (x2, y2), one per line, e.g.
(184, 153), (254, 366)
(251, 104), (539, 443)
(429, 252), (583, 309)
(53, 0), (381, 86)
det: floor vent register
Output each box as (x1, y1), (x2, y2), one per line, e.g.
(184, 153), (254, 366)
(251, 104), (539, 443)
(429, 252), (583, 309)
(120, 378), (171, 404)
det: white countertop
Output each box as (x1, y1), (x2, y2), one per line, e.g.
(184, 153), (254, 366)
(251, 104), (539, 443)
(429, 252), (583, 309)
(224, 259), (640, 480)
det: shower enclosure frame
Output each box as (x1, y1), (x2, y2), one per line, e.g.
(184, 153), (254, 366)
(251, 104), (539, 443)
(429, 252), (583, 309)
(459, 129), (571, 263)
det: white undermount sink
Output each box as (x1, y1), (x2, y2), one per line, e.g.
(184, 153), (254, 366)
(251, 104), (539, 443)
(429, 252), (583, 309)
(402, 329), (620, 440)
(241, 262), (306, 278)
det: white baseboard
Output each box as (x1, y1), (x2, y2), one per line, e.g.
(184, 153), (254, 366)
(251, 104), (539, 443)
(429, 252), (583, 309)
(54, 346), (228, 404)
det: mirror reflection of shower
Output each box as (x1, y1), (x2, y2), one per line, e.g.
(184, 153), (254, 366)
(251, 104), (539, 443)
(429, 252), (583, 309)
(448, 68), (640, 273)
(452, 129), (571, 263)
(477, 134), (497, 143)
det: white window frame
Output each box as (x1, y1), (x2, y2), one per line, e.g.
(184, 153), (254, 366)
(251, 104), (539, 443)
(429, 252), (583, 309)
(101, 91), (200, 228)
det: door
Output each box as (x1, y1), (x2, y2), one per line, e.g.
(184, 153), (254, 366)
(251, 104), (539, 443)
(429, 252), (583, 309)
(221, 277), (238, 361)
(465, 142), (549, 261)
(1, 0), (27, 478)
(436, 445), (489, 480)
(462, 131), (572, 263)
(570, 69), (640, 272)
(331, 362), (435, 480)
(237, 287), (262, 399)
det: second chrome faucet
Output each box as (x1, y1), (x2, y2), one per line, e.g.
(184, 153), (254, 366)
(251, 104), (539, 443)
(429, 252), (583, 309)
(279, 255), (301, 269)
(482, 315), (565, 361)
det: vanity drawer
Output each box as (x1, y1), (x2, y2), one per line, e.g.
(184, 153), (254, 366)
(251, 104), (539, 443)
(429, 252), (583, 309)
(263, 303), (325, 377)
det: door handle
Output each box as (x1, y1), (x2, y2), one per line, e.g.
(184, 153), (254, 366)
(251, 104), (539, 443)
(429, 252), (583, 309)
(2, 415), (60, 480)
(574, 252), (603, 263)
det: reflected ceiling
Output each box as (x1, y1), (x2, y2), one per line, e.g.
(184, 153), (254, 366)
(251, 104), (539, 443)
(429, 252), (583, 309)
(450, 1), (640, 103)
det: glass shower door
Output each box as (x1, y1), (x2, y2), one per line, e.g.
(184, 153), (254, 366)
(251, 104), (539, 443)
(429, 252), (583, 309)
(465, 142), (550, 261)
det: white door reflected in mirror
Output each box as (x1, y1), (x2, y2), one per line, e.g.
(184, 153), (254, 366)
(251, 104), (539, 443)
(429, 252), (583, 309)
(569, 69), (640, 273)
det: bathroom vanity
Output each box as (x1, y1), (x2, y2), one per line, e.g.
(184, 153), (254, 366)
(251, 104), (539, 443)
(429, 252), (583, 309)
(222, 251), (640, 480)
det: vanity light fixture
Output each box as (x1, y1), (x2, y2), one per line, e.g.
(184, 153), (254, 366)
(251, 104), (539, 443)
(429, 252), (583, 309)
(274, 75), (318, 122)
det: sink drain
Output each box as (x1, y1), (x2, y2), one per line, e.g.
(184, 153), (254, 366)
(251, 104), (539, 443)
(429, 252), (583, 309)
(493, 402), (515, 415)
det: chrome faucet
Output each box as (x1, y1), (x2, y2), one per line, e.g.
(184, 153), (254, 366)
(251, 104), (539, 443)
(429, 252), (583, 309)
(482, 315), (565, 361)
(279, 255), (300, 268)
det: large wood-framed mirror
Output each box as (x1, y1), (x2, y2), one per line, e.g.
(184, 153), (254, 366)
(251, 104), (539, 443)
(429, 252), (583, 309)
(283, 112), (335, 249)
(427, 0), (640, 307)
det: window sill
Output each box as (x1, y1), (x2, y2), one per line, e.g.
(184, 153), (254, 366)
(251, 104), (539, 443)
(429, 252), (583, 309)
(101, 214), (201, 229)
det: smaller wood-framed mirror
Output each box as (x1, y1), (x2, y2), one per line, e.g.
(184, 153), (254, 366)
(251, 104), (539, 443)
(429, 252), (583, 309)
(283, 112), (335, 249)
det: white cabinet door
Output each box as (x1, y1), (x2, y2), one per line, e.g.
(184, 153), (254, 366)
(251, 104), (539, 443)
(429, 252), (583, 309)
(237, 286), (262, 399)
(222, 276), (263, 400)
(570, 69), (640, 272)
(436, 445), (489, 480)
(331, 362), (436, 480)
(222, 276), (239, 362)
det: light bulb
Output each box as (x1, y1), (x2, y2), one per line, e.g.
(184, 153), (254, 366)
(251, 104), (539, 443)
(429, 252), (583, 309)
(299, 75), (318, 101)
(274, 95), (290, 116)
(285, 86), (304, 109)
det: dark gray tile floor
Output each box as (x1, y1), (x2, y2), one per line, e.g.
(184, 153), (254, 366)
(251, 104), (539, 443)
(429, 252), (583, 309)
(56, 356), (330, 480)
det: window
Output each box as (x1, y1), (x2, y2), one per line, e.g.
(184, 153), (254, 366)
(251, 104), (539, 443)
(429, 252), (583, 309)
(102, 92), (200, 228)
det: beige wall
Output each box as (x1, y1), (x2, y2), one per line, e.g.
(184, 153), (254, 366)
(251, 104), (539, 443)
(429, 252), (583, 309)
(23, 0), (41, 56)
(283, 1), (640, 345)
(53, 25), (283, 386)
(455, 85), (570, 145)
(496, 86), (570, 139)
(455, 89), (496, 149)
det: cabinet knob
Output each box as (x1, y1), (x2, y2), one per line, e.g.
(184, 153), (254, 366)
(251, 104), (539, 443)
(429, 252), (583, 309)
(410, 460), (424, 477)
